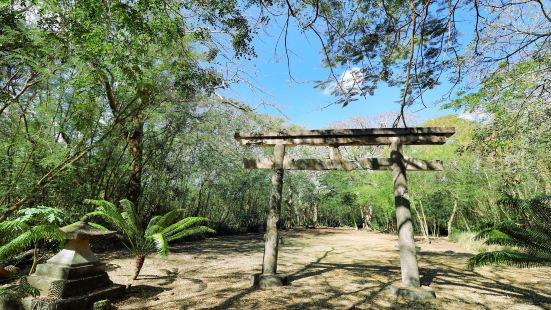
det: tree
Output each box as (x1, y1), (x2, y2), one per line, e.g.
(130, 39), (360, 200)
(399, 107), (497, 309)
(1, 0), (259, 220)
(266, 0), (550, 124)
(85, 199), (215, 280)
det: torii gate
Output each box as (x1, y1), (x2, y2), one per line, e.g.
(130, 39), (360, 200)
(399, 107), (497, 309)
(234, 127), (455, 297)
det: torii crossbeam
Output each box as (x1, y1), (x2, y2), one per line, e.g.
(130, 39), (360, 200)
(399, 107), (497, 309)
(235, 127), (455, 296)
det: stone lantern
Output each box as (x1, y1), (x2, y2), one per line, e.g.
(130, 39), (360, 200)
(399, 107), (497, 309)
(23, 216), (125, 309)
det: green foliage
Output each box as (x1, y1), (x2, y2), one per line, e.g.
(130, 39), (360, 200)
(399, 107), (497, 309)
(0, 0), (259, 220)
(467, 195), (551, 269)
(0, 206), (66, 262)
(0, 224), (66, 261)
(85, 199), (215, 258)
(0, 281), (39, 300)
(0, 206), (66, 277)
(16, 206), (65, 225)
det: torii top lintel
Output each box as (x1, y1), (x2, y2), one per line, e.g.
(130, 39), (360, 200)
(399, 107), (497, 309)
(234, 127), (455, 147)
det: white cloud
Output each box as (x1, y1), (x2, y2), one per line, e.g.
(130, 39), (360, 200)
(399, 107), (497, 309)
(458, 111), (492, 122)
(323, 67), (364, 95)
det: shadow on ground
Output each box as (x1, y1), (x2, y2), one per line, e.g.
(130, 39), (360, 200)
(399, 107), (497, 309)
(109, 229), (551, 310)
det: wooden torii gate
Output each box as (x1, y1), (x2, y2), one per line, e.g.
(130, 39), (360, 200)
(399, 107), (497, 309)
(234, 127), (455, 295)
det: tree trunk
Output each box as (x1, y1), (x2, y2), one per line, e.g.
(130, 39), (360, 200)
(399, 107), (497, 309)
(462, 212), (471, 232)
(133, 255), (146, 280)
(413, 202), (430, 243)
(312, 202), (318, 227)
(126, 121), (144, 208)
(447, 199), (457, 238)
(361, 206), (372, 230)
(351, 206), (358, 230)
(284, 189), (293, 229)
(29, 242), (39, 275)
(419, 200), (430, 243)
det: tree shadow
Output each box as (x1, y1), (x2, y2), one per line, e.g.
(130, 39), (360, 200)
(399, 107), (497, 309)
(204, 248), (551, 309)
(170, 233), (264, 257)
(137, 268), (179, 286)
(205, 287), (257, 310)
(420, 267), (438, 286)
(126, 285), (169, 299)
(178, 276), (208, 293)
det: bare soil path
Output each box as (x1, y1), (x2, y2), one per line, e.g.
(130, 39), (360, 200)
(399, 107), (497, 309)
(102, 228), (551, 309)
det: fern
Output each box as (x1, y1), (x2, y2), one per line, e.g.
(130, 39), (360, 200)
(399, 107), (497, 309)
(160, 217), (209, 237)
(0, 206), (66, 275)
(85, 199), (215, 280)
(0, 281), (39, 298)
(166, 226), (215, 242)
(467, 251), (551, 269)
(0, 225), (66, 261)
(150, 233), (169, 257)
(467, 195), (551, 270)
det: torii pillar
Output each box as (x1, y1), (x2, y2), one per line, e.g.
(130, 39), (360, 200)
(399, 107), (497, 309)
(256, 144), (288, 288)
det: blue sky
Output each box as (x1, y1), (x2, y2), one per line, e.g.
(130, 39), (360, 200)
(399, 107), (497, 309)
(223, 14), (471, 129)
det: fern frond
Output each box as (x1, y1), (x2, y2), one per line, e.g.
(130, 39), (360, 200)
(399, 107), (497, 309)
(0, 225), (64, 260)
(0, 221), (30, 242)
(30, 225), (66, 242)
(479, 229), (519, 246)
(145, 224), (163, 236)
(84, 199), (117, 210)
(0, 282), (39, 298)
(119, 199), (141, 234)
(160, 217), (209, 238)
(85, 200), (128, 235)
(499, 224), (550, 253)
(88, 222), (110, 231)
(121, 212), (140, 239)
(0, 231), (34, 260)
(467, 250), (551, 270)
(145, 215), (162, 235)
(166, 226), (215, 242)
(152, 209), (186, 231)
(149, 233), (169, 257)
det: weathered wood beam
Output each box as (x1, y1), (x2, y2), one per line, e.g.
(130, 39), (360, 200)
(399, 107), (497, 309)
(235, 127), (455, 147)
(237, 127), (456, 137)
(243, 157), (443, 171)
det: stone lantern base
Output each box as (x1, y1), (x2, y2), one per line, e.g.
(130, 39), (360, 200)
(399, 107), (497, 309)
(22, 239), (125, 310)
(22, 262), (125, 310)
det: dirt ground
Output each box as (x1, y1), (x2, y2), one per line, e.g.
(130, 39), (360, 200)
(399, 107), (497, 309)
(101, 228), (551, 310)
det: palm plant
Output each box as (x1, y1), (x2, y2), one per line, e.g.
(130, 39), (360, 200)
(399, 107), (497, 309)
(0, 206), (66, 275)
(85, 199), (215, 280)
(467, 195), (551, 269)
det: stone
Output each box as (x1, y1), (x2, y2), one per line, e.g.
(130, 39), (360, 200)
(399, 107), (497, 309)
(22, 217), (124, 309)
(21, 284), (125, 310)
(47, 239), (100, 266)
(251, 273), (289, 289)
(388, 284), (436, 300)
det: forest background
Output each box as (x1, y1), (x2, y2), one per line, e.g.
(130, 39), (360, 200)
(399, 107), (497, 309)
(1, 0), (549, 243)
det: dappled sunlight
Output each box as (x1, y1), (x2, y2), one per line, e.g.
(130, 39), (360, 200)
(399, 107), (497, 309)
(103, 228), (551, 309)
